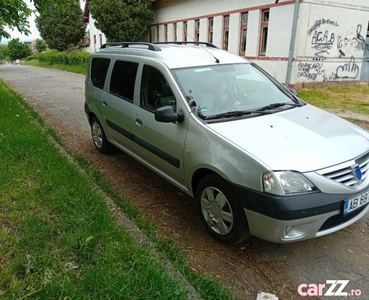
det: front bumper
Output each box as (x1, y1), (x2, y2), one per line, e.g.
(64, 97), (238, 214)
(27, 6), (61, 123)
(245, 204), (369, 243)
(231, 183), (369, 243)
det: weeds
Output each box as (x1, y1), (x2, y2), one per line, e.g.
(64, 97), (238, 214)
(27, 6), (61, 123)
(297, 85), (369, 114)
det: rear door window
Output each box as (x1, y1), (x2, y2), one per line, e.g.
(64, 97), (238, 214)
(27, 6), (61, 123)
(110, 60), (139, 102)
(91, 58), (110, 90)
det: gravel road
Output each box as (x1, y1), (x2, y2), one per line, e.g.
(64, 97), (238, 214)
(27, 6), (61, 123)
(1, 64), (369, 300)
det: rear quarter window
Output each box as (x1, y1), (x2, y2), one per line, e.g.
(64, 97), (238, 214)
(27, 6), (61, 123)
(91, 57), (110, 90)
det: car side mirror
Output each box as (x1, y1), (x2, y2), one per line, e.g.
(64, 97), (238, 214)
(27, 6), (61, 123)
(155, 106), (184, 123)
(289, 88), (298, 97)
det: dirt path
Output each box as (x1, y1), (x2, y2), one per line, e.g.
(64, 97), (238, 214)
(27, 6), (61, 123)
(1, 65), (369, 300)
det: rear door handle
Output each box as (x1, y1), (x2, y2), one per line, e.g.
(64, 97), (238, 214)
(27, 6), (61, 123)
(135, 118), (143, 125)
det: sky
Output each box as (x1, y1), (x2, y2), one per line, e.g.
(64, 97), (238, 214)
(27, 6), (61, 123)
(1, 1), (86, 44)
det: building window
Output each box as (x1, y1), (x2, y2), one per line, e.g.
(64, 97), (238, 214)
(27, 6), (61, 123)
(195, 20), (200, 42)
(173, 23), (177, 41)
(99, 34), (102, 47)
(184, 21), (187, 42)
(164, 24), (168, 42)
(223, 15), (230, 50)
(156, 25), (159, 42)
(367, 21), (369, 37)
(240, 13), (248, 55)
(208, 18), (214, 44)
(259, 10), (269, 55)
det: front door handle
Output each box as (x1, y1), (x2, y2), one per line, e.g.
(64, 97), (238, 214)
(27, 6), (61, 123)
(102, 101), (108, 107)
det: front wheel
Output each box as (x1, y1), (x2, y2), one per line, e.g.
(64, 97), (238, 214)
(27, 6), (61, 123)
(197, 174), (249, 244)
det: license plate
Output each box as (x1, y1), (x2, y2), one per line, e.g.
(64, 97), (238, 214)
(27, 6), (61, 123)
(344, 191), (369, 215)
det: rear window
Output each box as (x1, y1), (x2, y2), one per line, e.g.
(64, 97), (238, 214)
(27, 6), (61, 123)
(110, 60), (139, 102)
(91, 57), (110, 90)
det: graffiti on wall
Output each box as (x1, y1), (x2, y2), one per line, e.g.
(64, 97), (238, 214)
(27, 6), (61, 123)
(297, 62), (324, 81)
(308, 18), (339, 35)
(297, 57), (360, 81)
(336, 57), (360, 79)
(308, 18), (339, 57)
(311, 30), (336, 57)
(299, 19), (369, 82)
(337, 25), (368, 57)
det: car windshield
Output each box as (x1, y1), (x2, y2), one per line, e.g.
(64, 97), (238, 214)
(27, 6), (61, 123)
(172, 63), (300, 120)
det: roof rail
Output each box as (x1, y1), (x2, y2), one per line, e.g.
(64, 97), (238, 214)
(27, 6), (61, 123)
(100, 42), (162, 51)
(155, 42), (218, 49)
(100, 41), (218, 51)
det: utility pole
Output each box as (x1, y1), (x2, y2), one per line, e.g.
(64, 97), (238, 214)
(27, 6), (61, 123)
(285, 0), (300, 87)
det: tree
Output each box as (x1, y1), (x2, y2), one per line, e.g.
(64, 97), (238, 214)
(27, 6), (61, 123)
(36, 1), (85, 51)
(0, 0), (72, 41)
(7, 38), (31, 60)
(0, 44), (8, 60)
(36, 39), (47, 53)
(89, 0), (154, 42)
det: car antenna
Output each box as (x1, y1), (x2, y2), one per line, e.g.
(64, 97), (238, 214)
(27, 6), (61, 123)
(175, 25), (220, 63)
(200, 43), (220, 63)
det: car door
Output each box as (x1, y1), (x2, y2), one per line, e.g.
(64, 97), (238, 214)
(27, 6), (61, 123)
(101, 59), (139, 152)
(133, 63), (188, 190)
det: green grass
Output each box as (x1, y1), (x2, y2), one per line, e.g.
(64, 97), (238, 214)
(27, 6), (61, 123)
(0, 80), (187, 299)
(72, 155), (237, 300)
(23, 59), (88, 75)
(0, 80), (236, 299)
(297, 85), (369, 114)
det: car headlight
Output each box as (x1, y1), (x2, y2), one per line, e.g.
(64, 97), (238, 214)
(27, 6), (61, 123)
(263, 171), (318, 195)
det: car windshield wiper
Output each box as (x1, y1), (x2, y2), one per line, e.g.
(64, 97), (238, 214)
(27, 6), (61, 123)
(202, 109), (271, 120)
(256, 102), (301, 112)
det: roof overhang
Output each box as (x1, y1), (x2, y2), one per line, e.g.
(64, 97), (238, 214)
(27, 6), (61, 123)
(83, 0), (91, 23)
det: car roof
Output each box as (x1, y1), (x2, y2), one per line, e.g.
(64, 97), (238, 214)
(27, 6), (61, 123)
(94, 42), (250, 69)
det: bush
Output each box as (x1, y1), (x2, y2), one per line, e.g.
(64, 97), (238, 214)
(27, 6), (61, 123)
(35, 50), (90, 65)
(67, 51), (91, 65)
(50, 51), (66, 64)
(27, 54), (39, 61)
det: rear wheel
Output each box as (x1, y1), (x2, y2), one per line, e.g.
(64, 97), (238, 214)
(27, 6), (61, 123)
(90, 116), (113, 154)
(197, 174), (249, 244)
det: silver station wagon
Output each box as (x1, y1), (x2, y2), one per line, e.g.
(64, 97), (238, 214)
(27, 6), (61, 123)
(85, 42), (369, 244)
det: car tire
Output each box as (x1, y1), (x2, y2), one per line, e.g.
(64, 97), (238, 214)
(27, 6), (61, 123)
(197, 174), (249, 244)
(90, 116), (113, 154)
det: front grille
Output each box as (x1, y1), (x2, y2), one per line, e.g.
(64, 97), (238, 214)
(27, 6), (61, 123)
(320, 152), (369, 188)
(318, 204), (368, 232)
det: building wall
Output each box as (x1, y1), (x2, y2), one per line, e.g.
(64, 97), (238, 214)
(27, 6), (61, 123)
(152, 0), (369, 85)
(152, 0), (297, 82)
(361, 36), (369, 81)
(293, 1), (369, 84)
(89, 12), (107, 52)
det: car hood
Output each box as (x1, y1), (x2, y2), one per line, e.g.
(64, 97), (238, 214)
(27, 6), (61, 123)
(208, 104), (369, 172)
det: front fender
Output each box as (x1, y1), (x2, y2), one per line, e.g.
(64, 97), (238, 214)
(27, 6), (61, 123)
(184, 117), (269, 197)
